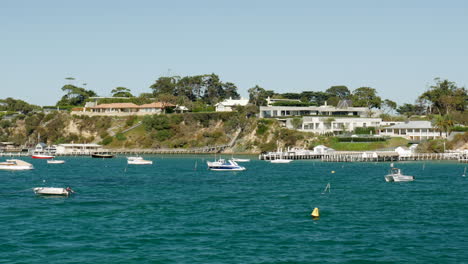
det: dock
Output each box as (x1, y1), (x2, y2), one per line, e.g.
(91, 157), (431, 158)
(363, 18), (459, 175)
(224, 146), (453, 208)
(259, 151), (466, 162)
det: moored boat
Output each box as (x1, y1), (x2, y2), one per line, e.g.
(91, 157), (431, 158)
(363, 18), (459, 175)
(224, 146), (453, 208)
(47, 159), (65, 164)
(385, 168), (414, 182)
(207, 159), (246, 171)
(0, 159), (34, 170)
(91, 153), (114, 158)
(270, 159), (292, 163)
(32, 154), (55, 159)
(127, 157), (152, 165)
(33, 187), (74, 196)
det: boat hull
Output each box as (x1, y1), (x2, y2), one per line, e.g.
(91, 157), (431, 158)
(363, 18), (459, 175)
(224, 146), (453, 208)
(32, 155), (55, 159)
(47, 160), (65, 164)
(128, 160), (153, 165)
(385, 174), (414, 182)
(270, 159), (292, 163)
(33, 187), (70, 196)
(0, 165), (34, 170)
(92, 154), (114, 158)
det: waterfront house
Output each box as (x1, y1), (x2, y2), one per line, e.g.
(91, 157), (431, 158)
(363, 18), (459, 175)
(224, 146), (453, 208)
(287, 116), (382, 135)
(379, 121), (442, 140)
(259, 102), (378, 118)
(34, 143), (48, 152)
(55, 143), (103, 155)
(72, 102), (176, 116)
(215, 97), (249, 112)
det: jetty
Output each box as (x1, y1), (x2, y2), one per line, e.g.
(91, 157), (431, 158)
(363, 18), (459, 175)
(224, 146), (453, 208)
(259, 151), (467, 162)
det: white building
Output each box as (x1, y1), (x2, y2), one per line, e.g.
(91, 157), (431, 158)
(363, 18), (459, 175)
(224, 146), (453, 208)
(259, 102), (379, 118)
(379, 121), (442, 140)
(55, 144), (103, 155)
(288, 117), (382, 134)
(215, 97), (249, 112)
(313, 145), (335, 154)
(395, 144), (419, 157)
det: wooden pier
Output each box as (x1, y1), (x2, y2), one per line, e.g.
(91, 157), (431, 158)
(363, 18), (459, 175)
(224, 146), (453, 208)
(259, 151), (465, 162)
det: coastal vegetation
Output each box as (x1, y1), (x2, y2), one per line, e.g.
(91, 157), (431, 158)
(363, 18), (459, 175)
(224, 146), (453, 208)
(0, 76), (466, 153)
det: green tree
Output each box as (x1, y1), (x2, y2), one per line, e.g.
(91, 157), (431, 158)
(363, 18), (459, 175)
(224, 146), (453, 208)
(382, 99), (397, 114)
(433, 115), (455, 137)
(56, 84), (97, 106)
(326, 85), (351, 99)
(111, 87), (133, 97)
(150, 76), (179, 96)
(351, 87), (382, 108)
(248, 85), (274, 106)
(419, 78), (467, 115)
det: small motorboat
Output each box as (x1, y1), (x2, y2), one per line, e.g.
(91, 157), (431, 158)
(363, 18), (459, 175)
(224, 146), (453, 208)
(270, 159), (292, 163)
(33, 187), (74, 196)
(207, 159), (246, 171)
(0, 159), (34, 170)
(32, 154), (55, 159)
(127, 157), (152, 165)
(47, 159), (65, 164)
(91, 153), (114, 158)
(385, 168), (414, 182)
(232, 158), (250, 162)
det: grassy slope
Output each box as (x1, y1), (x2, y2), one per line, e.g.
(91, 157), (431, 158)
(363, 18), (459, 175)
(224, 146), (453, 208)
(329, 137), (409, 151)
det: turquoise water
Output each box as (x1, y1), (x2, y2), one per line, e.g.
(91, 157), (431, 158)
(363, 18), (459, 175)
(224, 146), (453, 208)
(0, 156), (467, 263)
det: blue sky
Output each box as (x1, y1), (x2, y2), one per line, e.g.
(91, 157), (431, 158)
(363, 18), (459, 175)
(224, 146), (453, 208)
(1, 0), (467, 106)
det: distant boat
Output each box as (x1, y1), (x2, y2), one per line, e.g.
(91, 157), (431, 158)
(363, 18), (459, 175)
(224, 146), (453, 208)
(127, 157), (152, 165)
(270, 159), (292, 164)
(207, 159), (246, 171)
(385, 168), (414, 182)
(47, 159), (65, 164)
(232, 158), (250, 162)
(0, 159), (34, 170)
(32, 154), (55, 159)
(33, 187), (74, 196)
(91, 153), (114, 158)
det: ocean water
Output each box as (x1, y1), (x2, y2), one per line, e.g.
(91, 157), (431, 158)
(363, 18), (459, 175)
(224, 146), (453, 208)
(0, 156), (467, 264)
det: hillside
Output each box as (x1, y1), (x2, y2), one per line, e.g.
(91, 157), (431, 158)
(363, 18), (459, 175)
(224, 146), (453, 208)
(0, 111), (444, 153)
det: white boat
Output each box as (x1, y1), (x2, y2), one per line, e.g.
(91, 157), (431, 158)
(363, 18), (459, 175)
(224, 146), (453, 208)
(385, 168), (414, 182)
(47, 159), (65, 164)
(32, 154), (55, 159)
(33, 187), (74, 196)
(270, 159), (292, 163)
(207, 159), (246, 171)
(0, 159), (34, 170)
(127, 157), (152, 165)
(232, 158), (250, 162)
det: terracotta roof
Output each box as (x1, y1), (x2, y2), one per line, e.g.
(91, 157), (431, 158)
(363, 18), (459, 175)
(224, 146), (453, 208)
(90, 103), (140, 109)
(138, 102), (176, 108)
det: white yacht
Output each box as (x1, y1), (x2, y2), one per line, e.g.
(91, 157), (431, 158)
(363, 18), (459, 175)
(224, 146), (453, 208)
(47, 159), (65, 164)
(0, 159), (34, 170)
(127, 156), (153, 165)
(385, 168), (414, 182)
(270, 159), (292, 163)
(207, 159), (246, 171)
(33, 187), (74, 196)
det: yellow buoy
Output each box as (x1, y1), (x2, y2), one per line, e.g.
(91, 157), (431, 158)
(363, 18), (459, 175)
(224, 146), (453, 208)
(331, 171), (335, 174)
(311, 207), (320, 218)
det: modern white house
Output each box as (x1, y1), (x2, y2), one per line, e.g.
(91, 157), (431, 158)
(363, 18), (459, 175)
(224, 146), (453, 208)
(288, 117), (382, 134)
(215, 97), (249, 112)
(260, 103), (381, 118)
(379, 121), (442, 140)
(55, 144), (103, 155)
